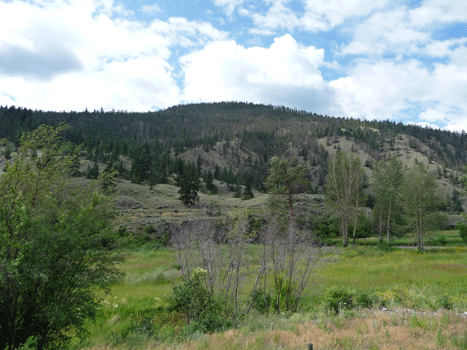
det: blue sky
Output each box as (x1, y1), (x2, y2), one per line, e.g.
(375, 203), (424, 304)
(0, 0), (466, 131)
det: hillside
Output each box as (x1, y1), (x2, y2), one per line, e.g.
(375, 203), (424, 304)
(2, 101), (465, 244)
(1, 102), (465, 192)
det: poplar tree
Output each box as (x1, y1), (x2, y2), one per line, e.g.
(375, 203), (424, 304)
(325, 152), (364, 247)
(372, 157), (403, 246)
(401, 163), (439, 251)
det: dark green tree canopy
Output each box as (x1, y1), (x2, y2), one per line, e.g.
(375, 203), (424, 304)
(177, 163), (201, 206)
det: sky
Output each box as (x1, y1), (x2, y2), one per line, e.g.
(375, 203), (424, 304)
(0, 0), (466, 132)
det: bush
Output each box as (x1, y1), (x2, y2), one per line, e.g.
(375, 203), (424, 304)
(0, 124), (123, 350)
(458, 223), (467, 243)
(355, 290), (376, 309)
(249, 289), (272, 314)
(325, 288), (354, 315)
(169, 268), (234, 333)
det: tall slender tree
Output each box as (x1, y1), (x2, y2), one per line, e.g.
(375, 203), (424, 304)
(401, 163), (439, 251)
(326, 152), (364, 247)
(372, 157), (403, 246)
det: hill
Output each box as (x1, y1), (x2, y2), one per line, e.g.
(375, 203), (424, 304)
(1, 102), (465, 191)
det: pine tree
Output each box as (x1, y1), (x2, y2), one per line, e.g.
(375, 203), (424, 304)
(205, 170), (218, 194)
(177, 163), (201, 206)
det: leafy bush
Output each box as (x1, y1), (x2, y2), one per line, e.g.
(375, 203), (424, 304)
(249, 289), (272, 314)
(325, 288), (354, 315)
(436, 234), (448, 246)
(355, 290), (376, 309)
(169, 268), (234, 333)
(0, 124), (123, 350)
(458, 223), (467, 243)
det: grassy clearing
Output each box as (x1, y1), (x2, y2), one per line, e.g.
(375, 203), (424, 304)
(74, 245), (467, 349)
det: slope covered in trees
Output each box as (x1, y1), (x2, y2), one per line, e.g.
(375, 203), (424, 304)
(1, 102), (466, 196)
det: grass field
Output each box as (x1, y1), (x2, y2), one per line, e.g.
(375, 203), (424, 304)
(74, 243), (467, 350)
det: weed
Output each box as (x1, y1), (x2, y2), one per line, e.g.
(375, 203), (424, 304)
(439, 294), (454, 310)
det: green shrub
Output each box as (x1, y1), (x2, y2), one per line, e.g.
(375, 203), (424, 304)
(436, 234), (448, 245)
(438, 294), (453, 310)
(458, 223), (467, 243)
(169, 268), (234, 333)
(249, 289), (272, 314)
(325, 288), (354, 315)
(355, 290), (376, 309)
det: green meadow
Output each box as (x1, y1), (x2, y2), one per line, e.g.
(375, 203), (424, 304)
(75, 242), (467, 350)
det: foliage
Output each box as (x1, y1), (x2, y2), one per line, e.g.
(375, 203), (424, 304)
(169, 268), (233, 333)
(372, 157), (403, 245)
(3, 144), (12, 159)
(401, 163), (441, 251)
(325, 288), (354, 315)
(249, 289), (272, 314)
(266, 156), (308, 225)
(325, 152), (364, 247)
(0, 124), (123, 350)
(458, 223), (467, 243)
(176, 163), (201, 206)
(98, 167), (119, 193)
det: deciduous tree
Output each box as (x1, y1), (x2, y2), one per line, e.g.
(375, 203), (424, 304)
(0, 124), (122, 350)
(372, 157), (403, 246)
(401, 163), (439, 251)
(325, 152), (364, 247)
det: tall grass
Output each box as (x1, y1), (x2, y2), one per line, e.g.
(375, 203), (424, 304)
(75, 245), (467, 349)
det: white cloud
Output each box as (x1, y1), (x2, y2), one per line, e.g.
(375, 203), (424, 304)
(301, 0), (389, 32)
(180, 34), (339, 113)
(142, 4), (161, 15)
(249, 0), (300, 32)
(329, 56), (467, 132)
(418, 108), (445, 122)
(329, 60), (431, 119)
(245, 0), (389, 34)
(0, 0), (227, 111)
(340, 9), (430, 56)
(409, 0), (467, 28)
(213, 0), (246, 16)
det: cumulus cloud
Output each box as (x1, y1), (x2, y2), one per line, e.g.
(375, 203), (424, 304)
(180, 34), (339, 113)
(0, 0), (227, 111)
(301, 0), (389, 32)
(340, 8), (430, 56)
(329, 55), (467, 131)
(0, 44), (82, 81)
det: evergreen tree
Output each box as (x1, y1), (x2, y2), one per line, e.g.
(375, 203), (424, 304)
(242, 176), (254, 200)
(130, 142), (152, 183)
(176, 163), (201, 206)
(205, 169), (218, 194)
(86, 160), (99, 179)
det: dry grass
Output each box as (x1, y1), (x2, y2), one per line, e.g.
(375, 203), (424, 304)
(84, 310), (467, 350)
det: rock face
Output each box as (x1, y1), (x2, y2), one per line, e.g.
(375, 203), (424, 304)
(115, 196), (145, 210)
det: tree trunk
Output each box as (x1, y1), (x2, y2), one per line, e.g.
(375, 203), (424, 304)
(386, 202), (392, 247)
(378, 211), (382, 243)
(342, 216), (348, 247)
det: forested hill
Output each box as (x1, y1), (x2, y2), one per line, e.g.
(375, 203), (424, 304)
(1, 102), (466, 193)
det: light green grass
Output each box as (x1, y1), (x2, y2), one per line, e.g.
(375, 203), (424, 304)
(76, 245), (467, 349)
